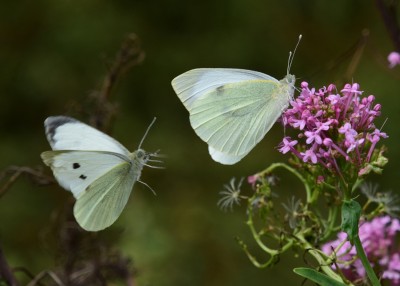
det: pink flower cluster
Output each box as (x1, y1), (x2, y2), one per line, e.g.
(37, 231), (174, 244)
(278, 82), (387, 174)
(322, 216), (400, 285)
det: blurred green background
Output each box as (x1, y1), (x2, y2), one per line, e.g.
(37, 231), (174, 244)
(1, 0), (400, 285)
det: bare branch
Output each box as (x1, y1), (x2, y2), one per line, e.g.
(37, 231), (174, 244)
(0, 166), (55, 199)
(89, 33), (145, 131)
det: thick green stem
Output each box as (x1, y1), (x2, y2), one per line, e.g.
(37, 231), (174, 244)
(353, 236), (381, 286)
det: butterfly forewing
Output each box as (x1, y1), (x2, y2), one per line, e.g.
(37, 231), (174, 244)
(172, 68), (278, 110)
(45, 116), (130, 156)
(73, 161), (136, 232)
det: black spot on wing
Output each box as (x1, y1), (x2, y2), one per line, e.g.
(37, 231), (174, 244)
(73, 163), (80, 169)
(44, 116), (78, 145)
(79, 174), (87, 180)
(216, 85), (225, 95)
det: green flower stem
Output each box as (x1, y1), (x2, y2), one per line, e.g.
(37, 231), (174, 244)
(246, 199), (278, 255)
(236, 236), (281, 268)
(353, 235), (381, 286)
(296, 233), (351, 285)
(321, 205), (339, 241)
(365, 205), (385, 220)
(241, 197), (295, 268)
(246, 217), (278, 255)
(258, 163), (313, 203)
(351, 178), (364, 193)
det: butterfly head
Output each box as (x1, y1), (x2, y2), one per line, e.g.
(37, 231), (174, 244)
(279, 74), (296, 101)
(131, 149), (164, 169)
(284, 74), (296, 85)
(131, 149), (150, 163)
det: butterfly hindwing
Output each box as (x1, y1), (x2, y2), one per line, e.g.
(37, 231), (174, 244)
(41, 150), (129, 199)
(73, 161), (136, 231)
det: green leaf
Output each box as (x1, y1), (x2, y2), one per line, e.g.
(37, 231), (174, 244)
(341, 200), (361, 244)
(293, 268), (347, 286)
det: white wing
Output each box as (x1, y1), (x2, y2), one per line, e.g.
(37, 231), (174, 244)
(172, 68), (291, 164)
(73, 161), (137, 231)
(208, 146), (248, 165)
(171, 68), (278, 109)
(44, 116), (130, 156)
(41, 150), (128, 199)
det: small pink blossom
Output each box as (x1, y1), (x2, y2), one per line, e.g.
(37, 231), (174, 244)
(388, 51), (400, 68)
(278, 137), (298, 154)
(291, 118), (306, 130)
(247, 174), (259, 187)
(304, 130), (322, 144)
(341, 83), (363, 95)
(368, 129), (388, 144)
(302, 149), (317, 164)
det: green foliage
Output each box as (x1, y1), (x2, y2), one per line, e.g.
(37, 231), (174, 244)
(293, 268), (347, 286)
(340, 200), (361, 244)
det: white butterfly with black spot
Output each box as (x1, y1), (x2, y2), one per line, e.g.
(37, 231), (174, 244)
(41, 116), (159, 232)
(171, 35), (302, 165)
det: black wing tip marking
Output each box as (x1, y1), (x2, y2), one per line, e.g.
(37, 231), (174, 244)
(44, 116), (78, 144)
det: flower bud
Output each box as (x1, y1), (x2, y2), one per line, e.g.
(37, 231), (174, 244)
(373, 104), (381, 111)
(327, 84), (336, 92)
(316, 176), (325, 184)
(368, 95), (375, 102)
(323, 138), (333, 147)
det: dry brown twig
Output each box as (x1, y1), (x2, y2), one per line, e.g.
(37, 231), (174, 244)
(0, 166), (55, 199)
(89, 33), (145, 132)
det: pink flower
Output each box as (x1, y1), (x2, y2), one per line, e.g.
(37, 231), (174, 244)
(247, 174), (259, 187)
(301, 149), (317, 164)
(278, 137), (298, 154)
(322, 216), (400, 285)
(291, 118), (306, 130)
(279, 81), (386, 175)
(388, 51), (400, 68)
(341, 83), (363, 95)
(305, 130), (323, 144)
(368, 129), (388, 144)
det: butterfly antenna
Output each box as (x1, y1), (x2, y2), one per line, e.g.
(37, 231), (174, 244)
(138, 117), (157, 149)
(380, 117), (388, 131)
(138, 180), (157, 195)
(287, 34), (302, 75)
(287, 51), (292, 75)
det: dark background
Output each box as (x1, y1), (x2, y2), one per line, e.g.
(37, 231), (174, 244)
(1, 0), (399, 285)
